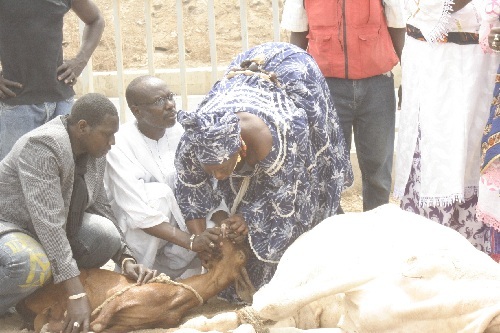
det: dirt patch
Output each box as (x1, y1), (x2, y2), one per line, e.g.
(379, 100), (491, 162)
(63, 0), (287, 71)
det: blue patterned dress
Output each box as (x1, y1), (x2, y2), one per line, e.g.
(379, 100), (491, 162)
(175, 42), (353, 301)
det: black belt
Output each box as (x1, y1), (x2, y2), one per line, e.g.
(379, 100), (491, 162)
(407, 24), (479, 45)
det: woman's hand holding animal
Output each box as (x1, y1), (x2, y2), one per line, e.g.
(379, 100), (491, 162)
(192, 227), (221, 258)
(221, 214), (249, 243)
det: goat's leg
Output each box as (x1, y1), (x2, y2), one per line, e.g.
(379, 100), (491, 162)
(33, 304), (66, 333)
(34, 313), (50, 333)
(15, 299), (36, 329)
(90, 301), (123, 332)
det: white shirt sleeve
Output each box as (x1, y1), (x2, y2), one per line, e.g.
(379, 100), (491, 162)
(384, 0), (407, 28)
(104, 145), (169, 229)
(281, 0), (309, 32)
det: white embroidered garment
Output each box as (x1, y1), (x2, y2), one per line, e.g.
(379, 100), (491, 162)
(104, 121), (194, 271)
(394, 0), (500, 206)
(405, 0), (494, 41)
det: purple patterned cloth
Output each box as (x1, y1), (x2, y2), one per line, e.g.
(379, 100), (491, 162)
(478, 65), (500, 262)
(400, 133), (491, 254)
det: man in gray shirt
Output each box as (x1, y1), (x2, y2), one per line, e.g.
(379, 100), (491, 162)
(0, 93), (156, 332)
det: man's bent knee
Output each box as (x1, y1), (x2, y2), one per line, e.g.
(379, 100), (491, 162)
(0, 232), (51, 314)
(71, 214), (121, 268)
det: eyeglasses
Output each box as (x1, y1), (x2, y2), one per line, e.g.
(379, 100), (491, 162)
(136, 93), (176, 107)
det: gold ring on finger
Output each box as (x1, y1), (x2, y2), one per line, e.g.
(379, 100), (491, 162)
(73, 322), (80, 328)
(209, 242), (215, 248)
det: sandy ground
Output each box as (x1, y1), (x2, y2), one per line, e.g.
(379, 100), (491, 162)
(63, 0), (287, 72)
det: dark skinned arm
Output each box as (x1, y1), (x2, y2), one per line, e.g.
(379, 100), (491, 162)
(142, 222), (220, 253)
(184, 214), (225, 261)
(57, 0), (104, 85)
(185, 210), (229, 233)
(61, 276), (91, 333)
(388, 28), (405, 62)
(451, 0), (472, 13)
(290, 31), (309, 50)
(0, 63), (22, 98)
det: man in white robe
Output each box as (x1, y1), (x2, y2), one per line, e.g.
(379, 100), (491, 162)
(104, 75), (220, 279)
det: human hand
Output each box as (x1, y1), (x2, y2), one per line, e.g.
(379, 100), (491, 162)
(57, 57), (87, 86)
(63, 295), (91, 333)
(192, 227), (221, 254)
(122, 260), (158, 285)
(221, 214), (248, 243)
(0, 72), (22, 99)
(488, 27), (500, 52)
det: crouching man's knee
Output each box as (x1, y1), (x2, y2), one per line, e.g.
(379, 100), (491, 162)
(70, 213), (122, 269)
(0, 232), (51, 315)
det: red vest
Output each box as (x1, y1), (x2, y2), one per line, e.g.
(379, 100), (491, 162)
(305, 0), (399, 79)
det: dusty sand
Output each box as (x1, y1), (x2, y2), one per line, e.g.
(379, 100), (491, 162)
(63, 0), (287, 72)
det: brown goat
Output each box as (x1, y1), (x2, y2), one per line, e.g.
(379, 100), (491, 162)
(16, 238), (253, 333)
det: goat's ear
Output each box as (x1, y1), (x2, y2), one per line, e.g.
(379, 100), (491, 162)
(235, 267), (256, 304)
(236, 249), (246, 264)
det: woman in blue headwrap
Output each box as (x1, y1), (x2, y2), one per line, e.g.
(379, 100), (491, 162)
(175, 42), (353, 302)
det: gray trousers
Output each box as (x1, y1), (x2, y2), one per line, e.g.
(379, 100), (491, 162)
(326, 73), (396, 212)
(0, 213), (122, 315)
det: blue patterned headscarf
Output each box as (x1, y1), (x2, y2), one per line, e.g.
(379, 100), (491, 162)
(178, 109), (241, 165)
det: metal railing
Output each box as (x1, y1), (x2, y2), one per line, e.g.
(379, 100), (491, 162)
(72, 0), (284, 121)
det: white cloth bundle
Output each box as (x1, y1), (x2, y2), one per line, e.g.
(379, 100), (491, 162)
(179, 204), (500, 333)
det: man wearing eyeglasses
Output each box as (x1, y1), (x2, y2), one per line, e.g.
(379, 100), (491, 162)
(104, 75), (220, 279)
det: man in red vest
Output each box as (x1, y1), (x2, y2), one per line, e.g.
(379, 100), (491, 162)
(282, 0), (405, 212)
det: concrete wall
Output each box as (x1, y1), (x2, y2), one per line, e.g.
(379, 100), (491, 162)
(74, 64), (402, 98)
(73, 67), (227, 98)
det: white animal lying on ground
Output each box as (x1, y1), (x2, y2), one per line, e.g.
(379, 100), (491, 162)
(174, 204), (500, 333)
